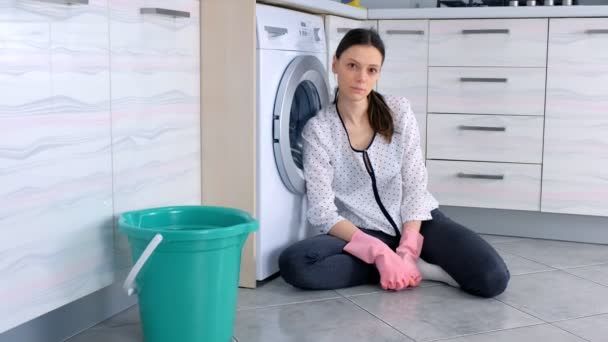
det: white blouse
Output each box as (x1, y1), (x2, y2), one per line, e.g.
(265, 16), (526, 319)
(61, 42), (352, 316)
(301, 95), (439, 236)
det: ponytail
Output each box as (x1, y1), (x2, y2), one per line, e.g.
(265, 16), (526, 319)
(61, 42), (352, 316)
(368, 90), (394, 143)
(333, 88), (395, 143)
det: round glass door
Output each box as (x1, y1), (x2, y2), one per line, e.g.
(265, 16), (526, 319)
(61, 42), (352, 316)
(273, 55), (329, 194)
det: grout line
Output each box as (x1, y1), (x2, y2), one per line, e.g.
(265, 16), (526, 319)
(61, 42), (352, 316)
(559, 261), (608, 271)
(424, 322), (548, 342)
(236, 294), (343, 312)
(491, 296), (551, 324)
(549, 324), (592, 342)
(341, 294), (419, 341)
(559, 268), (608, 289)
(494, 248), (559, 270)
(550, 312), (608, 325)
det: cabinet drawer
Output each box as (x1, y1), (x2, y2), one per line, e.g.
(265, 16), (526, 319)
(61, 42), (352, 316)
(378, 20), (428, 113)
(427, 160), (541, 211)
(427, 114), (544, 163)
(429, 19), (548, 67)
(428, 67), (546, 116)
(549, 18), (608, 68)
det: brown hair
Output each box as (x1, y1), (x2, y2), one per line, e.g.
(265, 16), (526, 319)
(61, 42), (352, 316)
(334, 28), (394, 142)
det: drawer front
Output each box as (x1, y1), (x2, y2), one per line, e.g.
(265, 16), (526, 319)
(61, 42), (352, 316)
(325, 16), (377, 92)
(378, 20), (428, 113)
(428, 67), (546, 116)
(427, 160), (541, 211)
(542, 66), (608, 216)
(427, 114), (544, 163)
(429, 19), (548, 67)
(549, 18), (608, 68)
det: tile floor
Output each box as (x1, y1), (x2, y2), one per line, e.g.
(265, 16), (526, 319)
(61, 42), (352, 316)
(66, 235), (608, 342)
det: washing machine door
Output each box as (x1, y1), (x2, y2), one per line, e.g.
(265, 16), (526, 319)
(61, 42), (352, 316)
(273, 55), (329, 194)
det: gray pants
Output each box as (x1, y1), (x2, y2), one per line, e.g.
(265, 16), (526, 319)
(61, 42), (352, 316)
(278, 209), (510, 298)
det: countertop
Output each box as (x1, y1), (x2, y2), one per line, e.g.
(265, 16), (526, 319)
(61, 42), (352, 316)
(258, 0), (608, 19)
(258, 0), (367, 19)
(368, 5), (608, 19)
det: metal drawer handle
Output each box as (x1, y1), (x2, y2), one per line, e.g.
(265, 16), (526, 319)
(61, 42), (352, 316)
(140, 8), (190, 18)
(585, 29), (608, 34)
(461, 29), (510, 35)
(33, 0), (88, 4)
(458, 125), (506, 132)
(337, 27), (351, 33)
(460, 77), (508, 83)
(457, 172), (505, 180)
(386, 29), (425, 35)
(264, 26), (288, 37)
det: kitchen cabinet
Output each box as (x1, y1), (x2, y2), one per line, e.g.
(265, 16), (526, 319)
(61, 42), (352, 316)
(110, 0), (202, 273)
(0, 0), (113, 332)
(378, 20), (429, 156)
(426, 18), (548, 211)
(0, 0), (201, 333)
(542, 18), (608, 216)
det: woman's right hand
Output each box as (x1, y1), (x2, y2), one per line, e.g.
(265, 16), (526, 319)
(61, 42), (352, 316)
(343, 230), (419, 290)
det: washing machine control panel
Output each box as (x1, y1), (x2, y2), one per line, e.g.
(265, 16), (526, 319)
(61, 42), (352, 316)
(257, 4), (326, 53)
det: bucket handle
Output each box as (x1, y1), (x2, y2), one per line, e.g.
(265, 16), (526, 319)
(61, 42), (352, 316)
(123, 233), (164, 296)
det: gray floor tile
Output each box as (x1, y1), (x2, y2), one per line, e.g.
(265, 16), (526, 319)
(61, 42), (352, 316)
(481, 234), (526, 245)
(336, 280), (442, 297)
(553, 314), (608, 342)
(349, 285), (541, 342)
(497, 270), (608, 322)
(66, 327), (143, 342)
(234, 297), (414, 342)
(498, 251), (556, 276)
(563, 263), (608, 287)
(237, 277), (340, 310)
(437, 324), (585, 342)
(66, 306), (142, 342)
(493, 239), (608, 269)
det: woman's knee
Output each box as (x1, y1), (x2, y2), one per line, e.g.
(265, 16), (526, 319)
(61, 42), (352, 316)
(466, 265), (510, 298)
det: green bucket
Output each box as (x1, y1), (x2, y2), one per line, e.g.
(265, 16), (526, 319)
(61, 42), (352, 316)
(118, 206), (258, 342)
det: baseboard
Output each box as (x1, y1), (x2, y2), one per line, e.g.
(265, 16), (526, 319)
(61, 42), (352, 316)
(0, 281), (136, 342)
(441, 205), (608, 244)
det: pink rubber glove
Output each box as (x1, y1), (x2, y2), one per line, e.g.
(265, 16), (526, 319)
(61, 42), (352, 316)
(344, 230), (411, 291)
(396, 229), (424, 260)
(395, 229), (424, 286)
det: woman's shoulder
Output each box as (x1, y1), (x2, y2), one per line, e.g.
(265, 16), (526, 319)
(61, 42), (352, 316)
(382, 94), (412, 115)
(302, 104), (337, 139)
(381, 94), (415, 130)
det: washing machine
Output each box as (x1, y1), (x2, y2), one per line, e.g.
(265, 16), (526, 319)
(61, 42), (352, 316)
(255, 4), (330, 280)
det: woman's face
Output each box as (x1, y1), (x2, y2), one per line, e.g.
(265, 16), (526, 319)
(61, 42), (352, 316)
(332, 44), (383, 103)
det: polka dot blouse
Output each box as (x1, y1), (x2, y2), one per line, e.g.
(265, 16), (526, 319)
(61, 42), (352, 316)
(301, 95), (439, 236)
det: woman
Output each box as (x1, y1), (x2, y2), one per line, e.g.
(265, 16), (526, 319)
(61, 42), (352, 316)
(278, 28), (510, 297)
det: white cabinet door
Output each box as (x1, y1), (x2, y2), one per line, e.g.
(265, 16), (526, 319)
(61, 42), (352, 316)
(427, 160), (541, 211)
(542, 18), (608, 217)
(109, 0), (201, 271)
(324, 15), (377, 93)
(428, 67), (546, 116)
(0, 0), (113, 333)
(377, 20), (428, 114)
(429, 19), (548, 67)
(542, 67), (608, 216)
(377, 20), (428, 158)
(427, 114), (544, 164)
